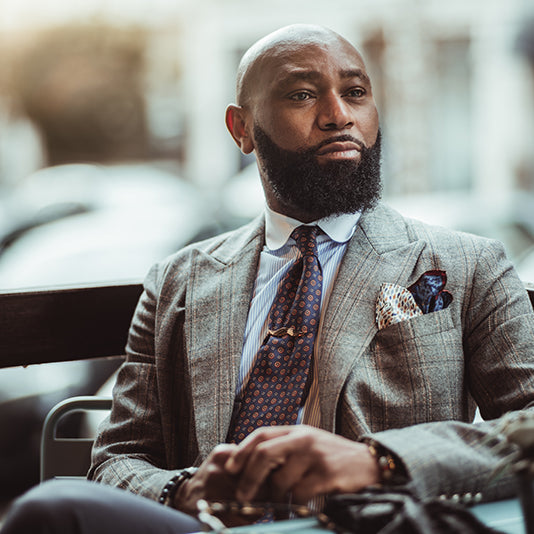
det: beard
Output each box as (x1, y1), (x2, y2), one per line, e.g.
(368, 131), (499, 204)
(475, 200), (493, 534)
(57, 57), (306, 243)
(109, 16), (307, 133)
(253, 124), (382, 220)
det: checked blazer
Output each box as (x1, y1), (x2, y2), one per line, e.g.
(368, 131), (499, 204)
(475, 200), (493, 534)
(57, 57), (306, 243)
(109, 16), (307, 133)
(90, 202), (534, 505)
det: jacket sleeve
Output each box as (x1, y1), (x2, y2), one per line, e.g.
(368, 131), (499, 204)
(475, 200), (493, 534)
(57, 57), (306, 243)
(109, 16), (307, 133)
(88, 261), (186, 502)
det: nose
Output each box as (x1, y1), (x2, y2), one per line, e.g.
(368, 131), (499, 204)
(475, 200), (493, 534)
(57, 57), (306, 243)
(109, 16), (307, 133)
(317, 92), (354, 131)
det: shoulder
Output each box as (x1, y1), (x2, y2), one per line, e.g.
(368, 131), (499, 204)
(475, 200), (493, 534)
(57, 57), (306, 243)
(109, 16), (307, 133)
(145, 215), (265, 289)
(360, 202), (531, 319)
(362, 201), (504, 257)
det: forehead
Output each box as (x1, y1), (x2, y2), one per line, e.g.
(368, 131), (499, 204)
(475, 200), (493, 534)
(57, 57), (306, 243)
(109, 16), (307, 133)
(256, 39), (369, 94)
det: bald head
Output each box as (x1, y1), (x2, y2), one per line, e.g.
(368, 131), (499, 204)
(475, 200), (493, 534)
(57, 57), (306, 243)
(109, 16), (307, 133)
(236, 24), (364, 106)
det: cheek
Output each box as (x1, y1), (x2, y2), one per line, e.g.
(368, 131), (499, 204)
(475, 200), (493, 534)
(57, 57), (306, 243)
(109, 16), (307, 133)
(361, 106), (380, 144)
(264, 122), (311, 151)
(256, 108), (314, 151)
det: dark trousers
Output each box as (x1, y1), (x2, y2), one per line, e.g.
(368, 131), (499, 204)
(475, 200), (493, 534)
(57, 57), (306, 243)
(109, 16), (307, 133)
(1, 479), (203, 534)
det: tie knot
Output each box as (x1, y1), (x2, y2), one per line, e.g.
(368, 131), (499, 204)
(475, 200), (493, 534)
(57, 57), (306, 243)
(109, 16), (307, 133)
(291, 225), (319, 257)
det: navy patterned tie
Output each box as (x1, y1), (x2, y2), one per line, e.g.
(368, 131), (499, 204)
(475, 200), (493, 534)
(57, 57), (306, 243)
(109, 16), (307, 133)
(228, 225), (323, 444)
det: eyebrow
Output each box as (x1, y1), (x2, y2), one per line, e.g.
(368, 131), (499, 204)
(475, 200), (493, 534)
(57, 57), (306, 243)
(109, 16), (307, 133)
(340, 68), (371, 84)
(276, 67), (371, 88)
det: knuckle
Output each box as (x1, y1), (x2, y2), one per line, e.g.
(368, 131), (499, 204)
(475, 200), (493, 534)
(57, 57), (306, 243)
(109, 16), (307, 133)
(209, 444), (234, 463)
(295, 433), (313, 451)
(253, 427), (272, 440)
(255, 442), (271, 463)
(212, 443), (232, 455)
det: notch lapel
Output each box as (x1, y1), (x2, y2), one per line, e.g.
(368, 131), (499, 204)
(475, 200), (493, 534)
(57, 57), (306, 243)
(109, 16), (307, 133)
(185, 219), (264, 458)
(317, 205), (425, 431)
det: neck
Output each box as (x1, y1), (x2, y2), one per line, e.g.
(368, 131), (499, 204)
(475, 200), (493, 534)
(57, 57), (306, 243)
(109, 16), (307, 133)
(266, 197), (318, 224)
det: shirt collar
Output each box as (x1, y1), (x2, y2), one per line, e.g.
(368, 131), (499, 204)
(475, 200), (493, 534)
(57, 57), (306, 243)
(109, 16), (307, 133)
(264, 204), (361, 250)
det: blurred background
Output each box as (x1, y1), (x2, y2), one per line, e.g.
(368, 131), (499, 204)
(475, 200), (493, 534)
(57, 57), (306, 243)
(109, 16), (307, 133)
(1, 0), (534, 508)
(1, 0), (534, 288)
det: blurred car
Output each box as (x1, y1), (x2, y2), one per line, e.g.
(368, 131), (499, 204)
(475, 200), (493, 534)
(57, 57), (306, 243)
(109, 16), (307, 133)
(0, 162), (218, 288)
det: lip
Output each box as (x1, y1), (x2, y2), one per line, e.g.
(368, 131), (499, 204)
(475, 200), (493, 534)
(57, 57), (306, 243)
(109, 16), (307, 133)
(316, 141), (362, 158)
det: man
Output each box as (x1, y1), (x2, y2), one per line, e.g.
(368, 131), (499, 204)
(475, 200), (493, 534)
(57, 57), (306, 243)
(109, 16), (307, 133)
(2, 23), (534, 534)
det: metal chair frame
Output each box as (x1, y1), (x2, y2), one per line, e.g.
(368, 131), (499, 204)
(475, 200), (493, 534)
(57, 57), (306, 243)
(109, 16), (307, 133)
(40, 396), (112, 481)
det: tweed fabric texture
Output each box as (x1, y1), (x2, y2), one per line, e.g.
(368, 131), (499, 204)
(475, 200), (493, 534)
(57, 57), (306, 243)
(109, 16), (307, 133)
(228, 226), (323, 444)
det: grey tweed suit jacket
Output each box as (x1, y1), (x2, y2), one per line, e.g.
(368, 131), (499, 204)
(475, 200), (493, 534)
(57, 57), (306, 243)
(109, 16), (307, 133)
(90, 202), (534, 504)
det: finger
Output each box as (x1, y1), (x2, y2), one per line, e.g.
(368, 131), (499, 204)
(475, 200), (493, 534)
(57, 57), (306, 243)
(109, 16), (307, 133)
(225, 426), (292, 474)
(177, 445), (240, 514)
(209, 443), (238, 466)
(235, 432), (310, 502)
(269, 453), (310, 498)
(235, 444), (288, 502)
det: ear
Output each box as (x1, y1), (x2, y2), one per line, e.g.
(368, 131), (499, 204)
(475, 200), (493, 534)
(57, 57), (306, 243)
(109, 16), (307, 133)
(225, 105), (254, 154)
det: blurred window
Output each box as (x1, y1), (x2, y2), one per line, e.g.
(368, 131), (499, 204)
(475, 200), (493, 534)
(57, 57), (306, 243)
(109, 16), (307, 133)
(428, 37), (473, 191)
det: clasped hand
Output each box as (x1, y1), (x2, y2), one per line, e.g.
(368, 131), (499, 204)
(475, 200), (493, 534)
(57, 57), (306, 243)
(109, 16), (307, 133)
(173, 425), (379, 521)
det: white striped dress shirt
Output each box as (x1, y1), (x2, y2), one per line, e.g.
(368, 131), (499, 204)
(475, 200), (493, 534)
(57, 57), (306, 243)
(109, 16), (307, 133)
(235, 206), (361, 429)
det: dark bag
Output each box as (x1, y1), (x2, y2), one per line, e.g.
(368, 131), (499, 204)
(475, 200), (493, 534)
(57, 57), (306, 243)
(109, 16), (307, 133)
(324, 487), (504, 534)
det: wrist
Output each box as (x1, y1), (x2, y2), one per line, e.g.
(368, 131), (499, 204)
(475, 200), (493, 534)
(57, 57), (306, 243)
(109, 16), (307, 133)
(158, 467), (198, 507)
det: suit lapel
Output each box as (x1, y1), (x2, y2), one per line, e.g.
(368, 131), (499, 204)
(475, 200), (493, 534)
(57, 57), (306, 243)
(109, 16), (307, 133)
(185, 218), (264, 458)
(185, 204), (428, 448)
(317, 204), (425, 431)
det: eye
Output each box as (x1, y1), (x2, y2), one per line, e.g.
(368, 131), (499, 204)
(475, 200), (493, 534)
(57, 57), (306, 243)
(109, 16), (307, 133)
(346, 87), (366, 98)
(289, 91), (313, 101)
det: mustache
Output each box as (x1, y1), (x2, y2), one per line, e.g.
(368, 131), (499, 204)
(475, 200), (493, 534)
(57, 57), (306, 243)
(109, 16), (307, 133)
(305, 135), (366, 154)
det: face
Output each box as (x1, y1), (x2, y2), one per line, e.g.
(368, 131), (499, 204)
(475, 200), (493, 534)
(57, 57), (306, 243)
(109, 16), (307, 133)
(227, 29), (381, 221)
(249, 39), (379, 153)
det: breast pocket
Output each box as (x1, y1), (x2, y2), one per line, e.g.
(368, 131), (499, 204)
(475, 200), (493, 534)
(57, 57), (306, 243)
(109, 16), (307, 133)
(350, 309), (467, 430)
(375, 307), (456, 348)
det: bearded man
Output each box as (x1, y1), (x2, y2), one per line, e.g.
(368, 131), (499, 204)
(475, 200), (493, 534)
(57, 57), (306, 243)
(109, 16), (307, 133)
(3, 23), (534, 534)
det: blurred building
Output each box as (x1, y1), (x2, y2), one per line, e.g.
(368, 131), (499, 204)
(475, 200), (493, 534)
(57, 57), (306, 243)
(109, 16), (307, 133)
(1, 0), (534, 283)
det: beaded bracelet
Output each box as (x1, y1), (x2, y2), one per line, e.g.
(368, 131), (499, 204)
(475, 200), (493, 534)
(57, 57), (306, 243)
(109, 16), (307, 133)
(367, 445), (397, 482)
(367, 441), (400, 483)
(158, 467), (198, 506)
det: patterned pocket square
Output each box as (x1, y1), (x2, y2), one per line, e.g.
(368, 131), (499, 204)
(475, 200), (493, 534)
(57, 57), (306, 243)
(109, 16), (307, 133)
(376, 270), (453, 330)
(376, 283), (423, 330)
(408, 270), (453, 314)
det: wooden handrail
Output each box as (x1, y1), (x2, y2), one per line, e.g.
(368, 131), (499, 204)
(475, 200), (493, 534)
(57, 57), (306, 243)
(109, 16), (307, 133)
(1, 282), (533, 370)
(0, 281), (143, 369)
